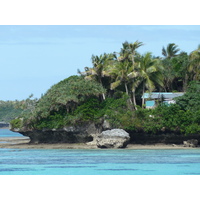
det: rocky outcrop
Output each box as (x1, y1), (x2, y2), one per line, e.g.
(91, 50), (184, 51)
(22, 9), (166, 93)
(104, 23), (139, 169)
(11, 123), (102, 144)
(128, 131), (200, 145)
(96, 129), (130, 148)
(183, 139), (198, 147)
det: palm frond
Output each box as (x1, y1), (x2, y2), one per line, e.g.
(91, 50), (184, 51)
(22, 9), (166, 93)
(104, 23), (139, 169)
(146, 66), (157, 73)
(162, 47), (167, 57)
(162, 43), (180, 58)
(111, 80), (121, 90)
(84, 75), (93, 81)
(131, 78), (141, 92)
(128, 71), (139, 78)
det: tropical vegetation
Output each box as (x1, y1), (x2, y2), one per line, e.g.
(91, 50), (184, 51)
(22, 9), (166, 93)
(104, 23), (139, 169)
(0, 100), (23, 123)
(9, 41), (200, 136)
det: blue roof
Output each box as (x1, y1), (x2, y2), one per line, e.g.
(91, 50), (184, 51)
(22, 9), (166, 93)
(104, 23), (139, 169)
(142, 92), (184, 99)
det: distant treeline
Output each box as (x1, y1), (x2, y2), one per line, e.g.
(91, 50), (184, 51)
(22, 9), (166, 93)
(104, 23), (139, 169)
(0, 100), (23, 122)
(0, 96), (37, 123)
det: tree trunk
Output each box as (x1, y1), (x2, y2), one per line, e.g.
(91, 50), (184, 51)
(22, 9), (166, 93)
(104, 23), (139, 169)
(142, 82), (145, 108)
(125, 82), (129, 96)
(132, 54), (135, 69)
(102, 93), (106, 100)
(132, 91), (137, 110)
(100, 78), (106, 100)
(183, 73), (188, 92)
(125, 82), (133, 105)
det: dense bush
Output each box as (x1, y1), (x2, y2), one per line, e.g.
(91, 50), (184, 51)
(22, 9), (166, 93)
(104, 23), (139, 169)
(33, 75), (106, 118)
(74, 98), (102, 121)
(175, 81), (200, 112)
(12, 76), (106, 129)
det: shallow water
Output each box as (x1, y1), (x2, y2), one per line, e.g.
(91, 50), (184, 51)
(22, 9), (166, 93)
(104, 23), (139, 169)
(1, 148), (200, 175)
(0, 128), (23, 137)
(1, 129), (200, 175)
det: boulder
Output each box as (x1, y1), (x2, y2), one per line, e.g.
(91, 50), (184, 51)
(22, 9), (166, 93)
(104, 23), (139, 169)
(183, 139), (198, 147)
(96, 129), (130, 148)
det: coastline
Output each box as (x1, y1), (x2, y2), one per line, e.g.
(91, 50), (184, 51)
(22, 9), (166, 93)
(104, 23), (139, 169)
(0, 137), (198, 150)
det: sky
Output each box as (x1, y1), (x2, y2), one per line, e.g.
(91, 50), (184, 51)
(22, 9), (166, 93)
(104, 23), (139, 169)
(0, 25), (200, 101)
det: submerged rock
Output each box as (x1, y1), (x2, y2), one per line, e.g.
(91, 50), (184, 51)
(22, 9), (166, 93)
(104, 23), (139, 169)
(96, 129), (130, 148)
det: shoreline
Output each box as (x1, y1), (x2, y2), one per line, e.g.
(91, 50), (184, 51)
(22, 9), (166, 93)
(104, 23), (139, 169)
(0, 127), (9, 129)
(0, 137), (198, 150)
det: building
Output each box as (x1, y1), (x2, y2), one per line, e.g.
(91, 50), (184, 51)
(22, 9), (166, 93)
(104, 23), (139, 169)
(142, 92), (185, 108)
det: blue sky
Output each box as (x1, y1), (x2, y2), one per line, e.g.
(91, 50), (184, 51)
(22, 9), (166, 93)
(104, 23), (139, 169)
(0, 25), (200, 101)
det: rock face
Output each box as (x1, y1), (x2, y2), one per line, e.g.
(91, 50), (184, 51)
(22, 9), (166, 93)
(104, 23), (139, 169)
(11, 123), (102, 144)
(102, 119), (111, 130)
(183, 139), (198, 147)
(96, 129), (130, 148)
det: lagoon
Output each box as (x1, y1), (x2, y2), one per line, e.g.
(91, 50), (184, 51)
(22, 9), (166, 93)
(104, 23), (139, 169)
(1, 148), (200, 175)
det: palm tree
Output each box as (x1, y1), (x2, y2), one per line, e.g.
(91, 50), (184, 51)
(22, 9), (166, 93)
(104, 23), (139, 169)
(128, 40), (144, 66)
(114, 41), (130, 62)
(113, 41), (143, 109)
(138, 52), (164, 107)
(171, 52), (190, 92)
(162, 43), (180, 91)
(189, 45), (200, 81)
(107, 60), (133, 105)
(83, 53), (114, 100)
(162, 43), (180, 59)
(128, 74), (140, 110)
(116, 41), (144, 65)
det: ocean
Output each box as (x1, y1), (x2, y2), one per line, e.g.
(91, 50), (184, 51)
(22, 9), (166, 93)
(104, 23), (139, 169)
(1, 129), (200, 175)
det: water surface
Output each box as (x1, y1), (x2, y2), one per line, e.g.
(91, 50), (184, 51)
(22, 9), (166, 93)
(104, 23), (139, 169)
(0, 128), (23, 137)
(1, 148), (200, 175)
(1, 129), (200, 175)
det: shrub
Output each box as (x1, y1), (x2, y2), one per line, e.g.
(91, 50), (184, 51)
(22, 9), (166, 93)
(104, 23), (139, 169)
(74, 98), (102, 121)
(10, 118), (23, 129)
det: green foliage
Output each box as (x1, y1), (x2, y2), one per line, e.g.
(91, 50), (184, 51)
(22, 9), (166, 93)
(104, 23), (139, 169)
(175, 81), (200, 111)
(34, 75), (106, 119)
(10, 118), (23, 129)
(162, 43), (180, 58)
(138, 104), (200, 135)
(101, 96), (135, 129)
(74, 98), (102, 121)
(187, 80), (200, 93)
(11, 83), (200, 136)
(35, 113), (65, 129)
(185, 123), (200, 135)
(14, 76), (106, 129)
(15, 94), (38, 113)
(0, 101), (23, 122)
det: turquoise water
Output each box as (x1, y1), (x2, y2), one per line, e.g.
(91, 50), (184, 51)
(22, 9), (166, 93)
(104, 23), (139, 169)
(0, 128), (23, 137)
(1, 129), (200, 175)
(1, 148), (200, 175)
